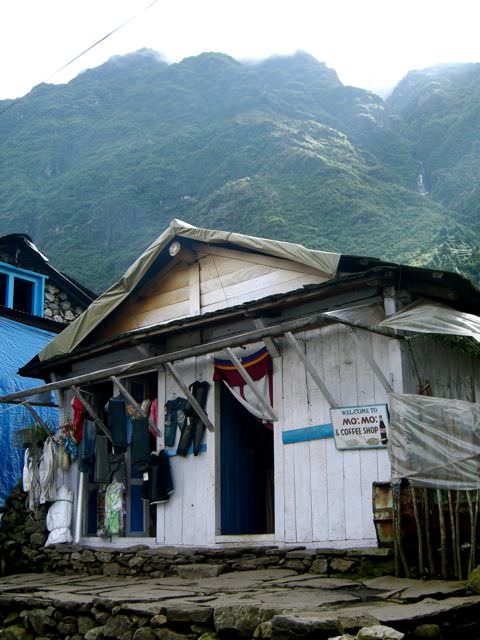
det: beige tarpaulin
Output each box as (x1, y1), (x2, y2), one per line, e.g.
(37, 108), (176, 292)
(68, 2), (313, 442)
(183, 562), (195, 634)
(376, 300), (480, 343)
(38, 219), (341, 362)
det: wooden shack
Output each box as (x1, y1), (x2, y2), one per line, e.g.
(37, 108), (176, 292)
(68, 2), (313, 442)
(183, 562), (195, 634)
(4, 220), (480, 550)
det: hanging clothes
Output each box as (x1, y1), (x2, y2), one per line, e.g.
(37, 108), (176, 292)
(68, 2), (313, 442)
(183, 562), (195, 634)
(109, 452), (127, 483)
(149, 399), (158, 437)
(213, 346), (273, 427)
(107, 396), (128, 452)
(164, 397), (188, 447)
(78, 419), (96, 474)
(176, 381), (210, 457)
(131, 415), (152, 472)
(94, 434), (110, 483)
(105, 480), (125, 536)
(146, 450), (174, 504)
(72, 396), (85, 444)
(39, 437), (57, 504)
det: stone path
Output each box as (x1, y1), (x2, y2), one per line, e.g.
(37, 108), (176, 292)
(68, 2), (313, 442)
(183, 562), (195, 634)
(0, 568), (479, 638)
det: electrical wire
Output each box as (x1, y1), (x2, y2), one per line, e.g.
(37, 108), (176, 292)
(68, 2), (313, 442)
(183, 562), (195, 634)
(0, 0), (160, 118)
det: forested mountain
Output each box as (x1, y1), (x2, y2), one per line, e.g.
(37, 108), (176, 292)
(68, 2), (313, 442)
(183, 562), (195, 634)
(0, 50), (477, 291)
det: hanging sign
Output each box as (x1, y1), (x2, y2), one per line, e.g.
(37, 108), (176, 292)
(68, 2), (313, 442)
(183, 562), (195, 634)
(330, 404), (389, 450)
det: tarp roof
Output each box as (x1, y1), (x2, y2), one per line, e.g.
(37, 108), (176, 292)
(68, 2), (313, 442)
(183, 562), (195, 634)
(37, 219), (341, 362)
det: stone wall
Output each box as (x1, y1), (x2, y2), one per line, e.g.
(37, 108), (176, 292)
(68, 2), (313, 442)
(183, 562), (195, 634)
(0, 486), (394, 580)
(43, 281), (85, 323)
(0, 248), (86, 323)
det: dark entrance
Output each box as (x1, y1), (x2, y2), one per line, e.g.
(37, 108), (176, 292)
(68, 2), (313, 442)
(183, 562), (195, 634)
(220, 383), (274, 535)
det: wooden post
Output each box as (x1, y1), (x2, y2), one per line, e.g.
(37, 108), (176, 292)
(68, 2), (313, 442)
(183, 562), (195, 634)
(448, 490), (459, 578)
(22, 402), (55, 436)
(424, 488), (435, 576)
(410, 484), (424, 576)
(437, 489), (449, 578)
(224, 347), (278, 422)
(71, 386), (112, 443)
(393, 482), (410, 577)
(110, 376), (162, 437)
(164, 363), (214, 432)
(284, 331), (338, 408)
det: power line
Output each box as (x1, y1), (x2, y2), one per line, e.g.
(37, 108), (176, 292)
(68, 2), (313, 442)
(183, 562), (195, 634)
(0, 0), (160, 118)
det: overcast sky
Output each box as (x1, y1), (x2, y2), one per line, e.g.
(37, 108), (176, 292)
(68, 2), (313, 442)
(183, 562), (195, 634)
(1, 0), (480, 100)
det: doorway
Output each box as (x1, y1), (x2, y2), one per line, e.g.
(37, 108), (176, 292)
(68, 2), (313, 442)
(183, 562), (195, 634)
(220, 383), (274, 535)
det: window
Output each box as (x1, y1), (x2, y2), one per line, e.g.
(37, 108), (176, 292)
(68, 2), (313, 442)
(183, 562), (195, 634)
(0, 261), (46, 316)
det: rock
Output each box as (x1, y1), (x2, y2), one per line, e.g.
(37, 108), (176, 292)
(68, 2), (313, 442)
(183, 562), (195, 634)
(270, 614), (342, 640)
(103, 562), (121, 576)
(78, 616), (96, 634)
(57, 620), (78, 634)
(310, 559), (328, 574)
(150, 615), (168, 628)
(129, 556), (146, 569)
(44, 308), (53, 317)
(283, 561), (305, 572)
(467, 565), (480, 594)
(0, 625), (33, 640)
(103, 615), (133, 638)
(93, 611), (110, 625)
(357, 626), (404, 640)
(176, 564), (223, 579)
(153, 630), (195, 640)
(215, 605), (276, 638)
(26, 609), (54, 634)
(233, 557), (273, 570)
(413, 624), (442, 638)
(133, 629), (157, 640)
(29, 532), (46, 547)
(198, 634), (220, 640)
(253, 621), (272, 638)
(166, 607), (213, 624)
(84, 627), (106, 640)
(330, 558), (355, 574)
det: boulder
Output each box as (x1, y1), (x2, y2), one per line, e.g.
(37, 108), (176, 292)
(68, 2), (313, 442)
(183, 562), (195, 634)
(357, 626), (404, 640)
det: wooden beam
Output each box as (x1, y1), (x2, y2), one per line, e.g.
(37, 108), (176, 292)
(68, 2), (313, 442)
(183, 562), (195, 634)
(110, 376), (162, 438)
(23, 402), (55, 436)
(252, 318), (281, 358)
(164, 362), (214, 432)
(71, 386), (112, 443)
(284, 331), (339, 408)
(225, 347), (278, 421)
(189, 261), (201, 315)
(0, 310), (397, 405)
(351, 328), (394, 394)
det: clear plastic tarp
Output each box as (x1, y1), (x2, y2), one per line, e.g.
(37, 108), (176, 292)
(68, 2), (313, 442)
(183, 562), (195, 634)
(377, 301), (480, 343)
(389, 393), (480, 490)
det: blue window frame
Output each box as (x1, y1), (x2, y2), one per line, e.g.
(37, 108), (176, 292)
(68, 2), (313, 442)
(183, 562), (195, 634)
(0, 261), (46, 316)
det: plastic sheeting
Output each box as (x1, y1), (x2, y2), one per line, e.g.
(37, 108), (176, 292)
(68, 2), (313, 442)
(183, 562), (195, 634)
(388, 393), (480, 490)
(0, 317), (57, 508)
(377, 301), (480, 343)
(38, 219), (341, 362)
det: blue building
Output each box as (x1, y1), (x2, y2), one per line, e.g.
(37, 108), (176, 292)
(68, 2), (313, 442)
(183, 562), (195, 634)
(0, 234), (94, 509)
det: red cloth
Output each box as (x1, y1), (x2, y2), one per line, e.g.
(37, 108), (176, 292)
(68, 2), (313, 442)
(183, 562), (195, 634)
(72, 396), (85, 444)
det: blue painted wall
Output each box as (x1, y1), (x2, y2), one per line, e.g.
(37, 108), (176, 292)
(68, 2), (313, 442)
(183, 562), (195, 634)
(0, 317), (57, 508)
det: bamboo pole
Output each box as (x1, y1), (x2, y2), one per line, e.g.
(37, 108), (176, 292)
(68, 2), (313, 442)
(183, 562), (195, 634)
(455, 491), (462, 579)
(393, 482), (410, 577)
(448, 490), (459, 578)
(437, 488), (449, 579)
(423, 488), (435, 576)
(410, 484), (424, 576)
(466, 491), (477, 575)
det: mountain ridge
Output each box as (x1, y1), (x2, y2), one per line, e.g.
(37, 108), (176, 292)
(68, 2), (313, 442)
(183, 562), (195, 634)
(0, 50), (477, 291)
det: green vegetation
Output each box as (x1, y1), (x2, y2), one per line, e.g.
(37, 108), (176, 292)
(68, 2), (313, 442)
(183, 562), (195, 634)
(0, 51), (477, 291)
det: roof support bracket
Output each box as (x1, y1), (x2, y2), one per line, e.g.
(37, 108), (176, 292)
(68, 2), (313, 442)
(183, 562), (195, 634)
(110, 376), (162, 438)
(351, 327), (394, 394)
(224, 347), (278, 421)
(164, 362), (214, 432)
(71, 386), (112, 443)
(284, 331), (339, 408)
(252, 318), (281, 358)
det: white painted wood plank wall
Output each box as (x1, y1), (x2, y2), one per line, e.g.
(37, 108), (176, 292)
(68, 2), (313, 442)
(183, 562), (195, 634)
(276, 323), (394, 545)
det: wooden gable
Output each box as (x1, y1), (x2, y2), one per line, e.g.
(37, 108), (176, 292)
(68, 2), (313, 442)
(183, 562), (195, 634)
(101, 243), (327, 338)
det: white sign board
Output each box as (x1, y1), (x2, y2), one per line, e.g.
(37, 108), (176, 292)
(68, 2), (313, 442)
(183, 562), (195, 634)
(330, 404), (389, 450)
